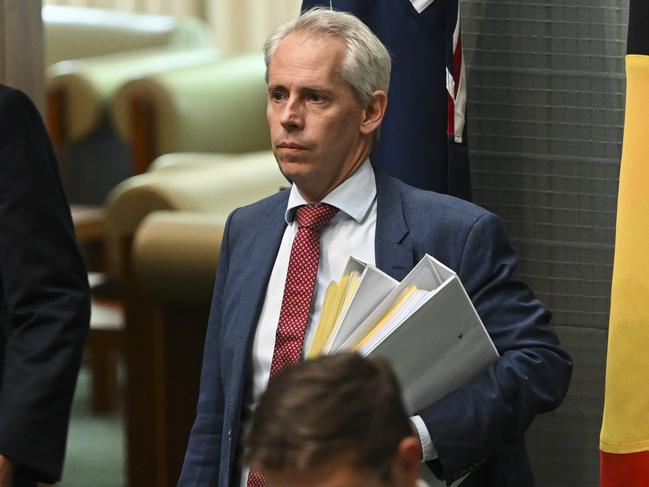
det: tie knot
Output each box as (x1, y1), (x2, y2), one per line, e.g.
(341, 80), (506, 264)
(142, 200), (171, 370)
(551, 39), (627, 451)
(296, 204), (338, 231)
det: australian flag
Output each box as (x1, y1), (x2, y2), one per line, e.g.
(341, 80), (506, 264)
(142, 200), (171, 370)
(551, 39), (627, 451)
(301, 0), (471, 200)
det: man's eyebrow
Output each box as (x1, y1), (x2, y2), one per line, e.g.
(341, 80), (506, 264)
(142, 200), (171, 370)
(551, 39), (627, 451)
(303, 85), (334, 93)
(267, 84), (335, 95)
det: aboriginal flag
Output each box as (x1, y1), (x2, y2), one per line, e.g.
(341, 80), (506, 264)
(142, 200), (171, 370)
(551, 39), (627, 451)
(600, 1), (649, 484)
(301, 0), (471, 200)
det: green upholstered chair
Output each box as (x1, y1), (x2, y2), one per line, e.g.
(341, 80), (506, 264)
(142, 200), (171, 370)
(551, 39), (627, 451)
(110, 53), (269, 174)
(43, 5), (219, 203)
(104, 150), (285, 487)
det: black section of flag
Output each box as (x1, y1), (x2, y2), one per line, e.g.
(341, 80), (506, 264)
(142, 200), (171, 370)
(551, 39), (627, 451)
(628, 0), (649, 55)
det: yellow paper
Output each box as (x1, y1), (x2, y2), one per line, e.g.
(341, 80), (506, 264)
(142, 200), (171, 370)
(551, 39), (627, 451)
(331, 272), (362, 335)
(307, 272), (363, 357)
(353, 284), (419, 351)
(307, 276), (347, 358)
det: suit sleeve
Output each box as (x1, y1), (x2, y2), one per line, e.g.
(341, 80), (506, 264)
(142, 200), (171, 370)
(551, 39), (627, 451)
(0, 88), (90, 482)
(179, 211), (234, 486)
(418, 212), (572, 484)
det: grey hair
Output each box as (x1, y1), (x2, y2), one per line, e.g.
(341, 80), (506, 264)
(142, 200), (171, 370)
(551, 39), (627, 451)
(263, 7), (391, 106)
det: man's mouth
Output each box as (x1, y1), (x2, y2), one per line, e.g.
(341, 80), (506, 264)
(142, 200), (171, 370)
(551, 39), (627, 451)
(276, 142), (309, 151)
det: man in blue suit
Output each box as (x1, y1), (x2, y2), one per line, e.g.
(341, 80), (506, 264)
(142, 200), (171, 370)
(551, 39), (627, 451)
(179, 8), (572, 487)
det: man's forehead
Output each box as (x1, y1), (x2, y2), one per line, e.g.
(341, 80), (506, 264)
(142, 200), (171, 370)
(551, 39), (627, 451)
(268, 31), (347, 80)
(278, 30), (346, 54)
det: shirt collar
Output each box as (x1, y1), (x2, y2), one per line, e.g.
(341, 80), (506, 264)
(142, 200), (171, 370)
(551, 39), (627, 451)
(285, 159), (376, 224)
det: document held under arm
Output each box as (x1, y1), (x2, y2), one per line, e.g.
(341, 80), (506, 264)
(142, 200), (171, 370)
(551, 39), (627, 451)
(307, 254), (499, 414)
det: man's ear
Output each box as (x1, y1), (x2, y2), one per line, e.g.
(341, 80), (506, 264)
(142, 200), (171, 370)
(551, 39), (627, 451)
(360, 90), (388, 136)
(392, 435), (422, 487)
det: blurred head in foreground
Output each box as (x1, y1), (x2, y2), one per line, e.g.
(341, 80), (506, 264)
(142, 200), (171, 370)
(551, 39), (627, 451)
(244, 353), (421, 487)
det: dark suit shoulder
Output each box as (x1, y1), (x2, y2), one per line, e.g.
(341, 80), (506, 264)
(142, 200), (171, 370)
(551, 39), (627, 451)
(0, 85), (54, 179)
(0, 83), (15, 101)
(394, 174), (489, 223)
(376, 171), (503, 273)
(0, 85), (37, 120)
(227, 188), (290, 229)
(378, 171), (493, 242)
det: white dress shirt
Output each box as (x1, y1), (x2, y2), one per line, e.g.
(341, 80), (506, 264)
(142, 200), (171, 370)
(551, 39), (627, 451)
(239, 161), (434, 487)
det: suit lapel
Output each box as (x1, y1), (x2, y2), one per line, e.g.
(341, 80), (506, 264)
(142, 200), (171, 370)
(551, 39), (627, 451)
(218, 193), (290, 485)
(374, 169), (414, 281)
(232, 194), (289, 351)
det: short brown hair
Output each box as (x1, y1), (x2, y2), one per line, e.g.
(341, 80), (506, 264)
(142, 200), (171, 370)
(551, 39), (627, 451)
(244, 353), (412, 474)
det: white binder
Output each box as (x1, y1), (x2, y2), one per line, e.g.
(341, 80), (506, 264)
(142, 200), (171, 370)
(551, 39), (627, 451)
(336, 255), (499, 414)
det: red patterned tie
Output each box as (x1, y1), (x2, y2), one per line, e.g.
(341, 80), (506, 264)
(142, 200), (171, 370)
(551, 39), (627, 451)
(247, 203), (338, 487)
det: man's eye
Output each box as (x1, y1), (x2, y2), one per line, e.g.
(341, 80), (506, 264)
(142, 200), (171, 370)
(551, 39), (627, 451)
(270, 91), (285, 101)
(309, 93), (325, 102)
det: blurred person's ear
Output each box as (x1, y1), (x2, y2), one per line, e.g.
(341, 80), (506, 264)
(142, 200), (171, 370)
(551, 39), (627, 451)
(392, 435), (422, 487)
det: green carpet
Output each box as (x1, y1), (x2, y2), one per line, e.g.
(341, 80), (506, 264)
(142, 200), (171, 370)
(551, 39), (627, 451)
(59, 367), (125, 487)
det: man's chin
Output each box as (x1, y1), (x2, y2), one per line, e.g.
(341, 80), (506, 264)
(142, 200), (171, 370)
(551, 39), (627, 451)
(277, 157), (311, 177)
(277, 165), (317, 194)
(275, 151), (309, 164)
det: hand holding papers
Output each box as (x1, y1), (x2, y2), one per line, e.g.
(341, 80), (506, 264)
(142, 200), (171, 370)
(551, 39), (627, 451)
(306, 254), (499, 414)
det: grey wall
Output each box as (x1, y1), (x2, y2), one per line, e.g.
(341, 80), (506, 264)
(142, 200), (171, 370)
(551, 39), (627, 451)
(461, 1), (628, 485)
(0, 0), (44, 112)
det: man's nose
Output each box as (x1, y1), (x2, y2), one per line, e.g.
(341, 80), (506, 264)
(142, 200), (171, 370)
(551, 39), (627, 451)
(280, 97), (304, 130)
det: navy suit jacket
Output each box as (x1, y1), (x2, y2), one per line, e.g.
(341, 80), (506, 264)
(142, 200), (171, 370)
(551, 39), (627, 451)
(0, 86), (90, 485)
(179, 169), (572, 487)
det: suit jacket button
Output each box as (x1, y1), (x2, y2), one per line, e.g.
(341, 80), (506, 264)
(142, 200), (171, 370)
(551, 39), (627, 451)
(227, 430), (232, 440)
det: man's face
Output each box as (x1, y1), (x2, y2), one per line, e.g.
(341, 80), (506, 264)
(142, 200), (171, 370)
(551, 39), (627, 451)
(266, 31), (369, 202)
